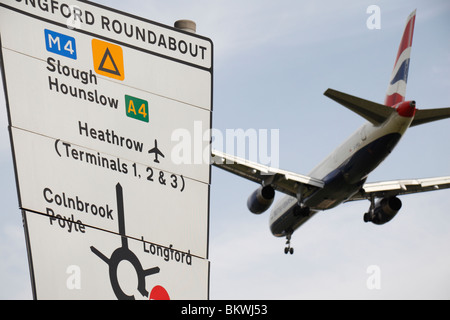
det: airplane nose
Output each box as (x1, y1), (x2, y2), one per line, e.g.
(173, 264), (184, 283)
(396, 100), (416, 117)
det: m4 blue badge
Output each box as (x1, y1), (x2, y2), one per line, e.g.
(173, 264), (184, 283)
(44, 29), (77, 60)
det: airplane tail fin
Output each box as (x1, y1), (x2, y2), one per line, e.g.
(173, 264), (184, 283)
(384, 9), (450, 127)
(384, 10), (416, 107)
(325, 10), (450, 127)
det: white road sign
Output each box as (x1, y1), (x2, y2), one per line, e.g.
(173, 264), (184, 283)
(0, 2), (212, 183)
(11, 127), (209, 258)
(0, 0), (212, 300)
(2, 47), (211, 182)
(24, 210), (209, 300)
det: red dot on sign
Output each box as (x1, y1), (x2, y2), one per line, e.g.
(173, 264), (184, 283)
(149, 285), (170, 300)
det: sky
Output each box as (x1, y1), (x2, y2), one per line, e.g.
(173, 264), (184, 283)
(1, 0), (450, 299)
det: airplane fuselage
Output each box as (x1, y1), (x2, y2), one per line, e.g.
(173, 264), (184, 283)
(269, 102), (415, 237)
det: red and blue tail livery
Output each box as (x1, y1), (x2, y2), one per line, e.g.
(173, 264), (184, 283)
(385, 10), (416, 107)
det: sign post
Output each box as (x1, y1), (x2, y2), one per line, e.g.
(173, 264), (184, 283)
(0, 0), (212, 300)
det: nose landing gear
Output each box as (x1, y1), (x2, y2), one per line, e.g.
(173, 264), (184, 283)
(284, 233), (294, 254)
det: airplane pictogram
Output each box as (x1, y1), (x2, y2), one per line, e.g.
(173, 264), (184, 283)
(148, 139), (165, 163)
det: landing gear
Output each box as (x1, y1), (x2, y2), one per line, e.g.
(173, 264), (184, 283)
(363, 194), (375, 223)
(284, 246), (294, 254)
(284, 233), (294, 254)
(293, 205), (311, 217)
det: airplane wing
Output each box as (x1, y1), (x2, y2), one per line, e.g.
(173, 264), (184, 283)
(211, 149), (450, 203)
(347, 176), (450, 201)
(211, 149), (324, 198)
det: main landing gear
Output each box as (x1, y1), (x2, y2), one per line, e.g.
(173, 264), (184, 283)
(363, 194), (375, 223)
(284, 233), (294, 254)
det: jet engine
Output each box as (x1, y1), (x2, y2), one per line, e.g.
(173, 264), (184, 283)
(247, 185), (275, 214)
(364, 196), (402, 225)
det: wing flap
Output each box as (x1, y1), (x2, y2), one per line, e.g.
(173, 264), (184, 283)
(348, 176), (450, 201)
(212, 150), (324, 198)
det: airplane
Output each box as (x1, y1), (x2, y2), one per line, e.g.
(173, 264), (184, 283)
(212, 10), (450, 254)
(148, 139), (165, 163)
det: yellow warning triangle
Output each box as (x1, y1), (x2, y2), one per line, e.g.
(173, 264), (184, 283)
(92, 39), (124, 81)
(98, 48), (121, 76)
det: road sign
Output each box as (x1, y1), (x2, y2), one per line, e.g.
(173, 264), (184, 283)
(0, 13), (211, 183)
(24, 210), (209, 300)
(0, 0), (212, 300)
(11, 127), (209, 257)
(125, 94), (149, 122)
(44, 29), (77, 59)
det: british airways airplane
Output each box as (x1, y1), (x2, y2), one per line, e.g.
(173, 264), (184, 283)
(212, 10), (450, 254)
